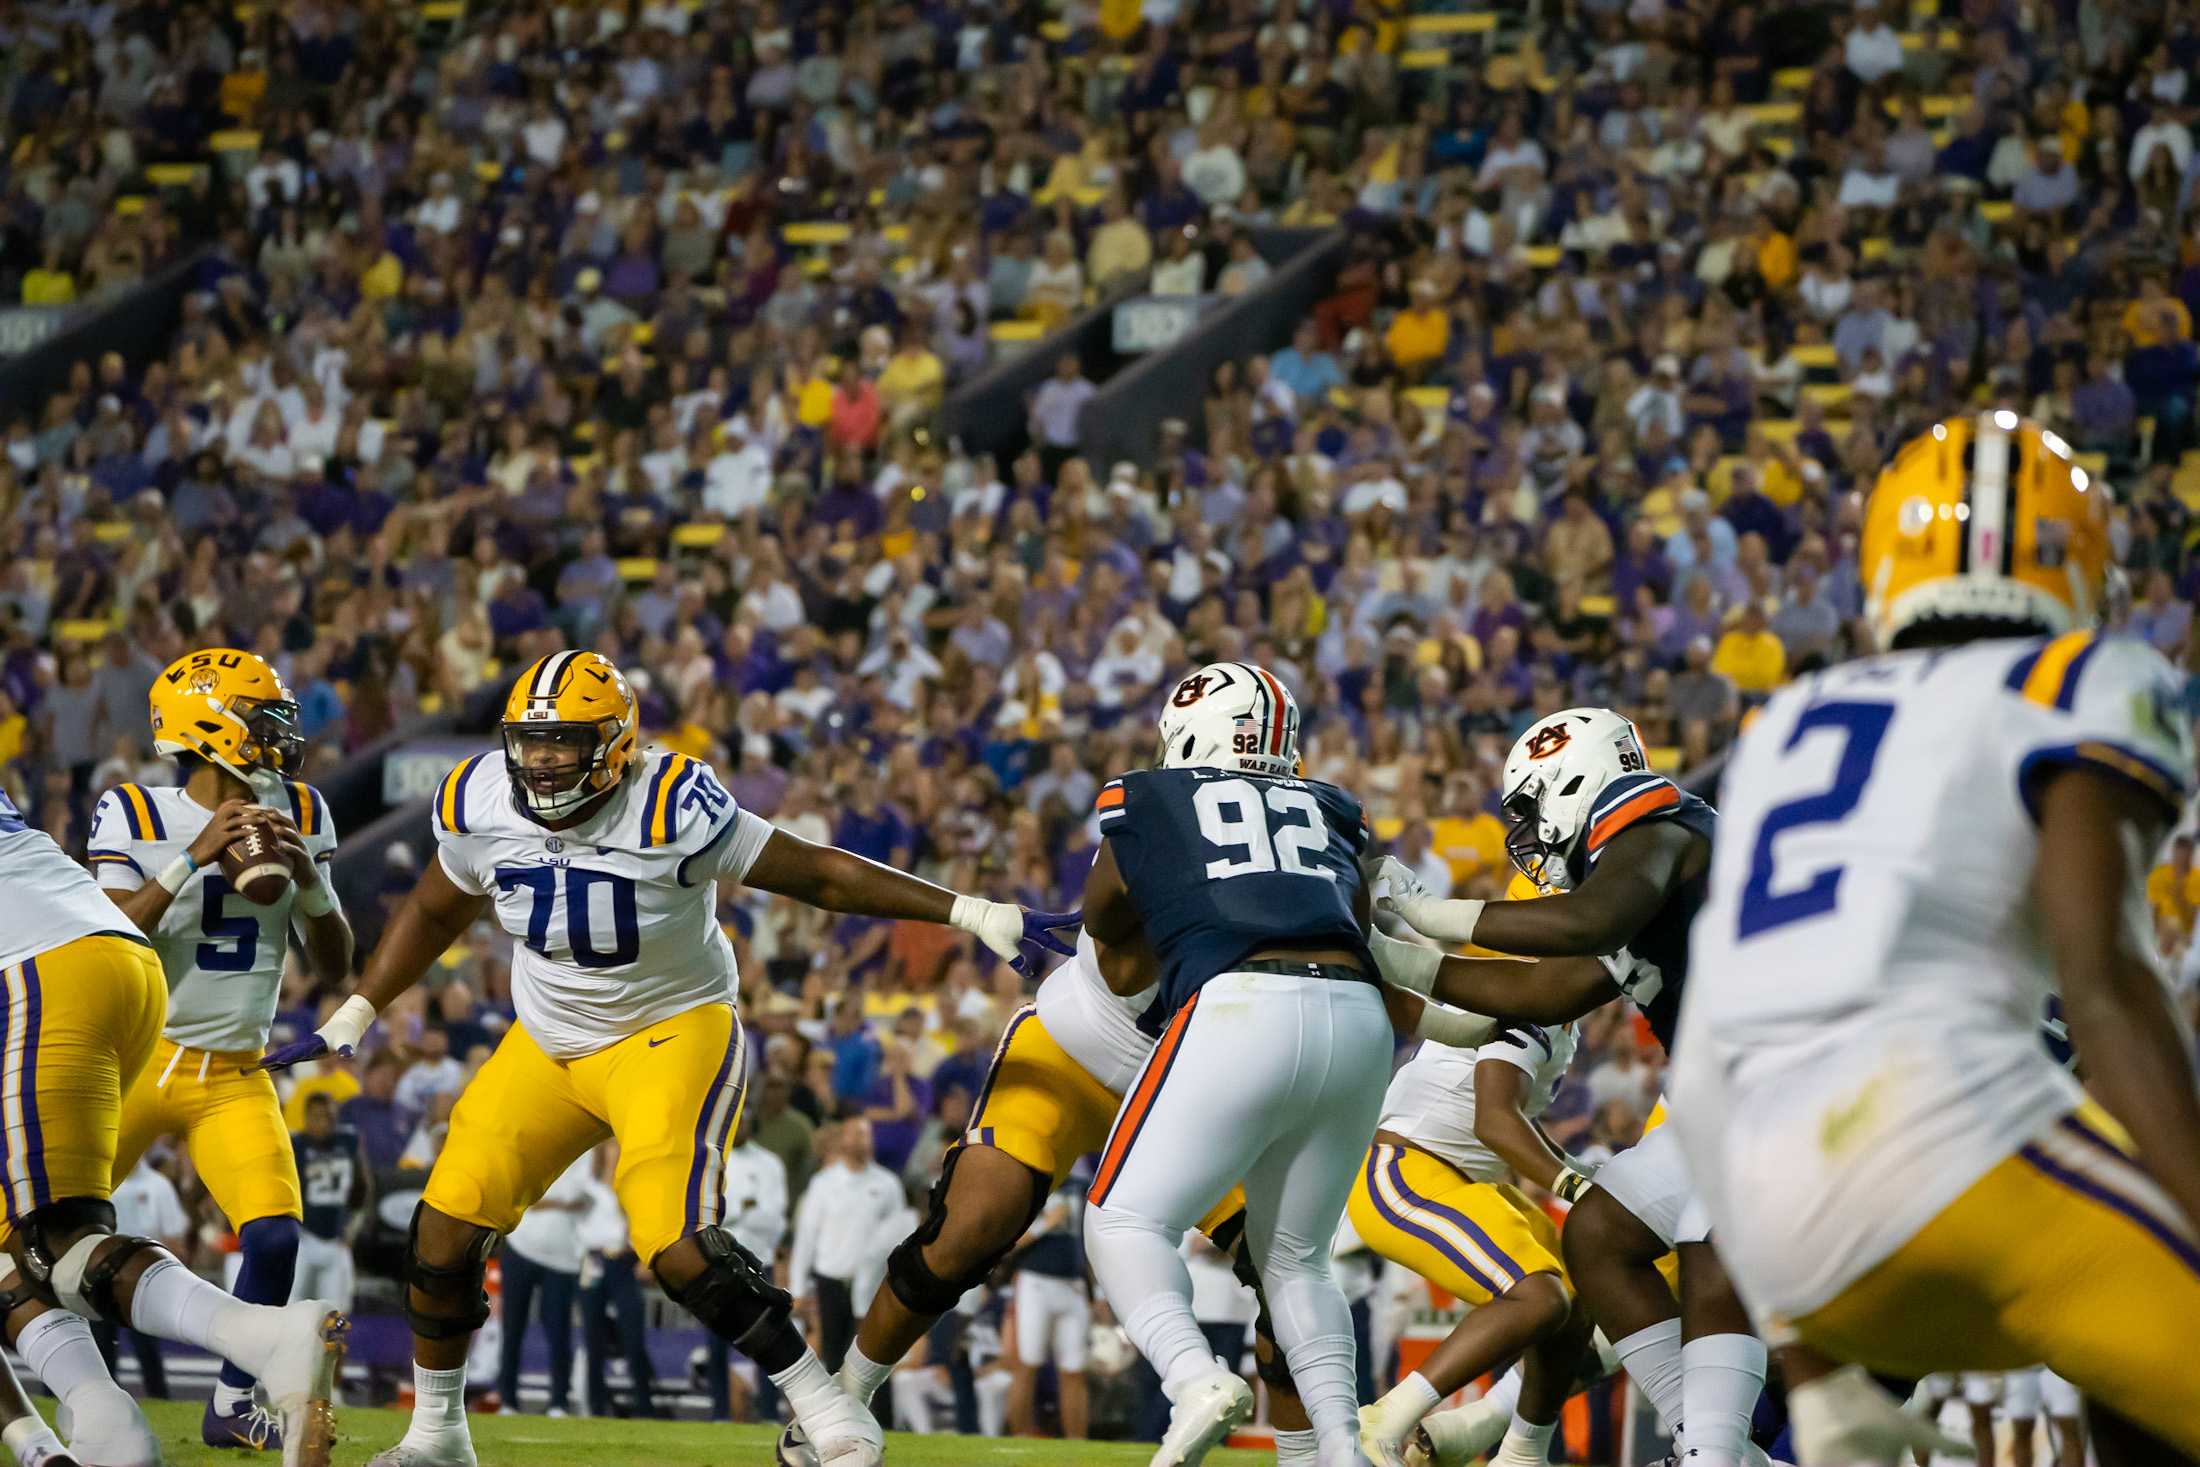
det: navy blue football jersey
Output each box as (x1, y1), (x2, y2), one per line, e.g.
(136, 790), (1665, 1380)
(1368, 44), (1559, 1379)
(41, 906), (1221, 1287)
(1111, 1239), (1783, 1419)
(1578, 772), (1718, 1054)
(1097, 767), (1374, 1016)
(293, 1127), (362, 1241)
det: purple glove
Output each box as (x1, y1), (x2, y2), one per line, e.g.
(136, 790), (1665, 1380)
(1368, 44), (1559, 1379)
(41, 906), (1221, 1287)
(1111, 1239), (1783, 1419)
(1011, 908), (1082, 975)
(256, 1035), (341, 1073)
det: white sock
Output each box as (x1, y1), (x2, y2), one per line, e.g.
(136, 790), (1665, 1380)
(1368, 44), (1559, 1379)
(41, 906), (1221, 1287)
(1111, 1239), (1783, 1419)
(125, 1255), (259, 1366)
(1275, 1427), (1320, 1466)
(213, 1381), (252, 1413)
(771, 1348), (861, 1431)
(1679, 1333), (1767, 1467)
(2, 1415), (68, 1467)
(1482, 1365), (1526, 1417)
(1493, 1411), (1558, 1467)
(1278, 1330), (1360, 1445)
(1613, 1319), (1687, 1435)
(15, 1309), (115, 1403)
(1367, 1371), (1444, 1443)
(412, 1363), (468, 1431)
(836, 1342), (893, 1407)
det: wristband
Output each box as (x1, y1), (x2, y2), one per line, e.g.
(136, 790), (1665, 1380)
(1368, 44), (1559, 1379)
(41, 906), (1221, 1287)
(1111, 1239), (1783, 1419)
(1370, 929), (1443, 996)
(1403, 895), (1485, 945)
(157, 852), (200, 896)
(317, 994), (378, 1054)
(1554, 1163), (1599, 1205)
(295, 880), (337, 917)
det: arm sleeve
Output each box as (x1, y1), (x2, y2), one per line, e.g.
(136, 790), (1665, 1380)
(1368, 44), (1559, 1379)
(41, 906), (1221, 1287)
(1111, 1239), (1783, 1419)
(2007, 635), (2195, 823)
(86, 790), (146, 890)
(1474, 1021), (1554, 1078)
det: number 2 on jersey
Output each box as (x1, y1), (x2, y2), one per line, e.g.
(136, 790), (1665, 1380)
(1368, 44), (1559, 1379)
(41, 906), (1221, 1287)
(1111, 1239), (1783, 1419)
(494, 866), (640, 967)
(1737, 700), (1893, 940)
(1193, 778), (1334, 881)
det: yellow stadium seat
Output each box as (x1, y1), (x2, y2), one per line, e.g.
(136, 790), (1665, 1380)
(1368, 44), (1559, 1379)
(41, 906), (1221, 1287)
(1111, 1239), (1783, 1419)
(781, 221), (853, 246)
(1977, 200), (2015, 223)
(112, 196), (147, 216)
(1742, 102), (1802, 126)
(1404, 11), (1494, 33)
(1859, 237), (1892, 262)
(1519, 245), (1562, 268)
(672, 522), (728, 549)
(208, 129), (261, 153)
(990, 319), (1044, 342)
(145, 163), (208, 186)
(1401, 48), (1449, 69)
(1804, 383), (1853, 409)
(1772, 67), (1814, 94)
(473, 161), (502, 182)
(57, 620), (113, 643)
(89, 521), (132, 544)
(1759, 418), (1801, 442)
(1788, 344), (1840, 370)
(616, 558), (660, 583)
(1404, 386), (1451, 412)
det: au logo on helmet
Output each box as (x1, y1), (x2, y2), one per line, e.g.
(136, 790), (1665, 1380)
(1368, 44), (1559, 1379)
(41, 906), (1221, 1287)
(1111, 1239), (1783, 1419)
(1525, 725), (1572, 760)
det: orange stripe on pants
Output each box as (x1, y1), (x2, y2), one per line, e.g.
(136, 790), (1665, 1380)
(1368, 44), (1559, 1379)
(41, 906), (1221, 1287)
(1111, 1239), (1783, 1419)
(1090, 994), (1199, 1207)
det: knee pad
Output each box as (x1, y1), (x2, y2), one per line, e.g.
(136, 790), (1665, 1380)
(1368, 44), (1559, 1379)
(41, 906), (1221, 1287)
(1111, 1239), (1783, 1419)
(402, 1204), (494, 1341)
(662, 1226), (790, 1359)
(52, 1232), (161, 1324)
(15, 1198), (116, 1288)
(886, 1146), (1044, 1319)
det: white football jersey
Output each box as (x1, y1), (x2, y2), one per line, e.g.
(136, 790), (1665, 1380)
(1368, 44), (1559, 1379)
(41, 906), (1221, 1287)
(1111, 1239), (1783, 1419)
(88, 780), (340, 1052)
(0, 790), (133, 971)
(432, 748), (773, 1060)
(1672, 633), (2195, 1321)
(1378, 1021), (1580, 1182)
(1034, 931), (1160, 1095)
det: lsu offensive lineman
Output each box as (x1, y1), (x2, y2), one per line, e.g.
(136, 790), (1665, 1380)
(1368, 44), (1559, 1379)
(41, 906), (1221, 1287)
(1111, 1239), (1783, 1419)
(259, 651), (1076, 1467)
(1671, 413), (2200, 1462)
(1373, 709), (1773, 1467)
(84, 648), (351, 1450)
(0, 785), (346, 1467)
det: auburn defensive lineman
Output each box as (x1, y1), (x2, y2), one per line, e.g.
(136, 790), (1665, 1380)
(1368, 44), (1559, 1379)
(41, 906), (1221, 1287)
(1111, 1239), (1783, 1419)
(1671, 413), (2200, 1461)
(1374, 709), (1771, 1467)
(259, 651), (1075, 1467)
(84, 648), (351, 1450)
(0, 786), (345, 1467)
(1081, 663), (1392, 1467)
(784, 925), (1495, 1467)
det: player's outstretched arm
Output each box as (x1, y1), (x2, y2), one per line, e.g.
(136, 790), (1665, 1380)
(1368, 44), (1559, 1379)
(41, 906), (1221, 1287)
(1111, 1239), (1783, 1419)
(1373, 928), (1618, 1023)
(1378, 820), (1692, 956)
(743, 826), (1079, 973)
(2033, 766), (2200, 1232)
(259, 854), (487, 1072)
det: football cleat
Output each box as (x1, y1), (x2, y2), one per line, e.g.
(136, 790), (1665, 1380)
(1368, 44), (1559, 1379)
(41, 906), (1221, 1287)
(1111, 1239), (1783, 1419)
(1149, 1368), (1253, 1467)
(201, 1396), (282, 1451)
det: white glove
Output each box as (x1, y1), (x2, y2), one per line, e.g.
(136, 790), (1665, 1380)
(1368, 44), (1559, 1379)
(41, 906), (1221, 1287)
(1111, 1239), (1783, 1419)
(1599, 947), (1665, 1005)
(950, 895), (1026, 965)
(1369, 928), (1444, 996)
(1376, 857), (1486, 944)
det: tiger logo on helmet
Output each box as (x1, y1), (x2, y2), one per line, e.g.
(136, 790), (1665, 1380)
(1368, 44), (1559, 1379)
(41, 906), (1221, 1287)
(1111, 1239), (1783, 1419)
(500, 650), (639, 822)
(149, 648), (305, 781)
(1862, 410), (2110, 648)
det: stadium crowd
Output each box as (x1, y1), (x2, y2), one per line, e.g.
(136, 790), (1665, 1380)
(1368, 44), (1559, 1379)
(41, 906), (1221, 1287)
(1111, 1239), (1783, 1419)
(8, 0), (2200, 1441)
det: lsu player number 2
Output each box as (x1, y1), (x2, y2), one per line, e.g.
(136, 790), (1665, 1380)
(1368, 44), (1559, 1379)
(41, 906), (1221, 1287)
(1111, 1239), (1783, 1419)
(1736, 698), (1894, 940)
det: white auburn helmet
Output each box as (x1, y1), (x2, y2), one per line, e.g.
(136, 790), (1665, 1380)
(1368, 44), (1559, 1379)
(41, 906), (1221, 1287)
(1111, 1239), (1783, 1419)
(1500, 706), (1651, 888)
(1156, 662), (1301, 779)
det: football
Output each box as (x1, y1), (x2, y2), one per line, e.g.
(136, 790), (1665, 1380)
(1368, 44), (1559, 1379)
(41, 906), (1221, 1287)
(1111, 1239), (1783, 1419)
(221, 815), (292, 906)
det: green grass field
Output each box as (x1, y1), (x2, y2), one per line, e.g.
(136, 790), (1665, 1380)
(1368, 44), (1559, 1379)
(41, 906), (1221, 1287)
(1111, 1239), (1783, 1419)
(131, 1398), (1279, 1464)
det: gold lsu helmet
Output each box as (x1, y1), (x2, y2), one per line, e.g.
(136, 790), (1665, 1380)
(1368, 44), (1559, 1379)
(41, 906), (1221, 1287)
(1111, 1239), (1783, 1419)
(1862, 410), (2110, 648)
(501, 650), (639, 821)
(150, 648), (305, 778)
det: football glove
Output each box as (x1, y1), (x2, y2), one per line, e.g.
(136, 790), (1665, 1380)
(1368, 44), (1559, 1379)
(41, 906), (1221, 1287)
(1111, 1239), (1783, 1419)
(257, 994), (375, 1073)
(951, 898), (1081, 975)
(1375, 856), (1484, 944)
